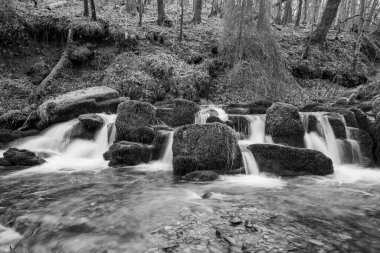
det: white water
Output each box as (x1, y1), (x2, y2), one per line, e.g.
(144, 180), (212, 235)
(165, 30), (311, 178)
(195, 105), (228, 124)
(160, 132), (174, 165)
(2, 114), (117, 176)
(302, 112), (363, 166)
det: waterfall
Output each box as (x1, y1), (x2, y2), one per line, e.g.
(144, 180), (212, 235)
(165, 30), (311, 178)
(302, 112), (363, 166)
(195, 105), (228, 124)
(3, 114), (116, 174)
(159, 132), (174, 165)
(240, 145), (260, 175)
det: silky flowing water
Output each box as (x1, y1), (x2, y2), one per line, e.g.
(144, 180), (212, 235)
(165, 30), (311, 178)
(1, 110), (380, 252)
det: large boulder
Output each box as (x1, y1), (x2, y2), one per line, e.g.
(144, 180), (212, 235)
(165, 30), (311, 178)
(248, 144), (334, 177)
(172, 99), (200, 127)
(156, 107), (174, 127)
(327, 116), (347, 139)
(348, 127), (375, 167)
(172, 123), (242, 176)
(107, 141), (153, 167)
(265, 102), (305, 148)
(37, 86), (125, 128)
(1, 148), (46, 167)
(350, 108), (375, 137)
(228, 115), (249, 137)
(115, 100), (157, 144)
(66, 114), (104, 140)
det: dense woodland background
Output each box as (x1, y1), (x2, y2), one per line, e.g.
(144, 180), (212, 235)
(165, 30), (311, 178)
(1, 0), (380, 112)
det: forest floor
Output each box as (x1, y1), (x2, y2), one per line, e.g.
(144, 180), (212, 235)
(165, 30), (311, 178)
(0, 0), (379, 112)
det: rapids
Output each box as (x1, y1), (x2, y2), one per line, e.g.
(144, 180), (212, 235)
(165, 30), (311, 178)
(1, 108), (380, 252)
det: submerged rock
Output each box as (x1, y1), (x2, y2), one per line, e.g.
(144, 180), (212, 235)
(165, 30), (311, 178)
(37, 86), (124, 128)
(248, 144), (334, 177)
(108, 141), (153, 167)
(172, 99), (200, 127)
(115, 100), (157, 144)
(265, 102), (305, 148)
(173, 123), (242, 176)
(182, 170), (219, 182)
(1, 148), (46, 167)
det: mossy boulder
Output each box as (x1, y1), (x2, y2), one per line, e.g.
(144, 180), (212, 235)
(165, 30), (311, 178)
(265, 102), (305, 148)
(107, 141), (153, 167)
(248, 144), (333, 177)
(172, 99), (200, 127)
(350, 108), (375, 137)
(172, 123), (242, 176)
(2, 148), (46, 167)
(115, 100), (157, 144)
(328, 116), (347, 139)
(67, 114), (104, 140)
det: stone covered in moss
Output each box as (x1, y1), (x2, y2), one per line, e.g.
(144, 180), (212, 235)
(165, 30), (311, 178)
(115, 100), (157, 144)
(248, 144), (333, 177)
(172, 99), (200, 127)
(108, 141), (153, 167)
(265, 102), (305, 148)
(173, 123), (242, 176)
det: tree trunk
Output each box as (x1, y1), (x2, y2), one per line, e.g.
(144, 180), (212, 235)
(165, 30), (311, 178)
(126, 0), (136, 13)
(257, 0), (270, 31)
(90, 0), (96, 21)
(310, 0), (321, 25)
(157, 0), (165, 25)
(83, 0), (89, 16)
(209, 0), (218, 17)
(295, 0), (303, 26)
(364, 0), (379, 31)
(179, 0), (184, 41)
(310, 0), (341, 43)
(352, 0), (365, 72)
(275, 1), (283, 24)
(139, 0), (143, 26)
(193, 0), (202, 24)
(34, 29), (73, 102)
(282, 0), (293, 24)
(237, 0), (246, 60)
(302, 0), (308, 24)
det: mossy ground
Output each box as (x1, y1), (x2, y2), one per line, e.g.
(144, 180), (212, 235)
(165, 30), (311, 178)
(0, 0), (378, 111)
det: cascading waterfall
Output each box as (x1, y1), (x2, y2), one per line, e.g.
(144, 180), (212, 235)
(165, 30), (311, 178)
(195, 105), (228, 124)
(159, 132), (174, 165)
(302, 112), (363, 166)
(3, 114), (117, 174)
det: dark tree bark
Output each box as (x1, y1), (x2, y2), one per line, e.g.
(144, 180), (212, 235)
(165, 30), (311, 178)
(209, 0), (218, 17)
(275, 1), (283, 24)
(257, 0), (270, 31)
(139, 0), (143, 26)
(310, 0), (341, 43)
(90, 0), (97, 21)
(179, 0), (184, 41)
(295, 0), (303, 27)
(302, 0), (308, 24)
(84, 0), (89, 16)
(157, 0), (165, 25)
(193, 0), (202, 24)
(282, 0), (293, 24)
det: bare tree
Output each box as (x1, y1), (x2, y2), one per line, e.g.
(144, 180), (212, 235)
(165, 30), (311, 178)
(352, 0), (366, 72)
(139, 0), (143, 26)
(157, 0), (165, 25)
(310, 0), (341, 43)
(193, 0), (202, 24)
(282, 0), (293, 24)
(179, 0), (184, 40)
(90, 0), (97, 21)
(302, 0), (308, 24)
(84, 0), (89, 17)
(257, 0), (270, 31)
(364, 0), (379, 31)
(295, 0), (303, 26)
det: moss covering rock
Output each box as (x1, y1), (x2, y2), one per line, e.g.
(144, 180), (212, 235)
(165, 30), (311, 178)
(115, 100), (157, 144)
(107, 141), (153, 167)
(172, 123), (242, 176)
(248, 144), (333, 177)
(172, 99), (200, 127)
(265, 102), (305, 148)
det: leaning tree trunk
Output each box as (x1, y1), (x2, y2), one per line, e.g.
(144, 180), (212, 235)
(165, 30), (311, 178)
(33, 29), (73, 102)
(352, 0), (365, 72)
(282, 0), (293, 24)
(157, 0), (165, 25)
(193, 0), (202, 24)
(83, 0), (89, 16)
(295, 0), (303, 26)
(310, 0), (341, 43)
(90, 0), (97, 21)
